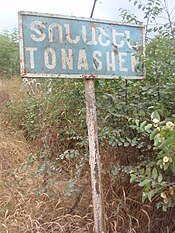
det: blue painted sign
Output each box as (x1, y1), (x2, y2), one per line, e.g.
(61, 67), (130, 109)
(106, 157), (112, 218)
(19, 11), (145, 79)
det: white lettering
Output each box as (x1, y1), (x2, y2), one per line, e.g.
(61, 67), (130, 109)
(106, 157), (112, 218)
(61, 49), (73, 69)
(64, 24), (80, 44)
(98, 27), (110, 46)
(25, 47), (37, 69)
(82, 25), (97, 45)
(112, 30), (125, 48)
(131, 55), (140, 72)
(30, 21), (46, 42)
(118, 52), (128, 72)
(48, 23), (63, 43)
(93, 51), (102, 70)
(44, 48), (56, 69)
(77, 49), (88, 70)
(106, 51), (115, 71)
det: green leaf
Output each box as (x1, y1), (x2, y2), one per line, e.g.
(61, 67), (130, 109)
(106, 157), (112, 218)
(164, 163), (169, 171)
(70, 153), (75, 159)
(65, 153), (70, 159)
(124, 142), (130, 147)
(154, 137), (160, 147)
(139, 179), (150, 187)
(130, 174), (137, 183)
(157, 159), (162, 166)
(147, 190), (155, 202)
(158, 140), (167, 149)
(142, 192), (148, 203)
(144, 182), (151, 192)
(146, 167), (151, 177)
(152, 167), (158, 180)
(150, 128), (159, 140)
(139, 168), (145, 175)
(170, 157), (175, 175)
(158, 173), (163, 183)
(131, 137), (137, 146)
(140, 121), (147, 128)
(151, 110), (160, 121)
(40, 163), (46, 172)
(117, 141), (123, 146)
(145, 124), (152, 132)
(17, 166), (22, 173)
(23, 164), (28, 172)
(135, 119), (140, 126)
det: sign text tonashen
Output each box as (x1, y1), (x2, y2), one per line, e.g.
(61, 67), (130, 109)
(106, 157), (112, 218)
(19, 11), (145, 79)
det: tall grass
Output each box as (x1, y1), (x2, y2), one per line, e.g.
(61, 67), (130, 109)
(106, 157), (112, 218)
(0, 77), (175, 233)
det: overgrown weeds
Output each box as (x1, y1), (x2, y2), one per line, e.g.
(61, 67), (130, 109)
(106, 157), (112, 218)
(0, 77), (175, 233)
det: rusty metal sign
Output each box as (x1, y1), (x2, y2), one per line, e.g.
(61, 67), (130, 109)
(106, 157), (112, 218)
(18, 11), (145, 79)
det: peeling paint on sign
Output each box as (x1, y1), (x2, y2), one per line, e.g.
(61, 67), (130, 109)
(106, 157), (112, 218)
(19, 11), (145, 79)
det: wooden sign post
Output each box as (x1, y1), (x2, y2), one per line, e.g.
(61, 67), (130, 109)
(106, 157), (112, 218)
(84, 77), (105, 233)
(88, 3), (105, 230)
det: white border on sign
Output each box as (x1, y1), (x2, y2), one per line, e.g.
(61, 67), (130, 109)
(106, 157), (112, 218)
(18, 11), (145, 79)
(21, 73), (145, 79)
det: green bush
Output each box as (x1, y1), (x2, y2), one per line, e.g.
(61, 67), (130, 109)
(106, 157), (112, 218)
(129, 110), (175, 211)
(0, 29), (19, 77)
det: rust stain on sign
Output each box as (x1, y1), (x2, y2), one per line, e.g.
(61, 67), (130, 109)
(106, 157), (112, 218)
(113, 43), (118, 55)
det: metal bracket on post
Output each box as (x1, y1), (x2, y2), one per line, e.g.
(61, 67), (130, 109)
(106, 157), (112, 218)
(84, 75), (105, 233)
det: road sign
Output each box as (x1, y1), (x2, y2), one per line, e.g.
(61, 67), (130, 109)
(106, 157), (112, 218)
(18, 11), (145, 233)
(19, 11), (145, 79)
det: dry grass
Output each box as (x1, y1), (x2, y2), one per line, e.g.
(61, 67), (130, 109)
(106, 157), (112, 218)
(100, 145), (175, 233)
(0, 77), (175, 233)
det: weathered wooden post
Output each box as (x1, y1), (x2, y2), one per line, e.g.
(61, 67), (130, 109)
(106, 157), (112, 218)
(86, 2), (106, 231)
(84, 76), (105, 233)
